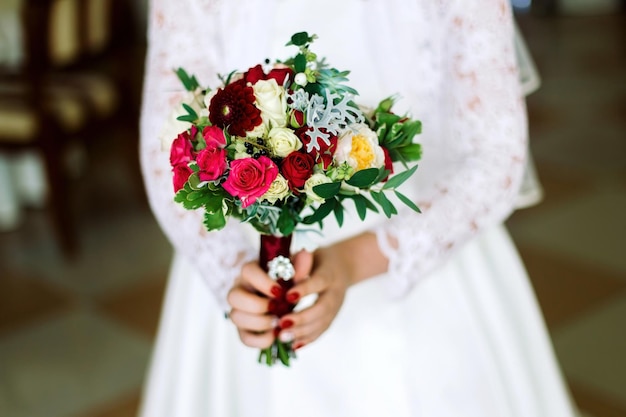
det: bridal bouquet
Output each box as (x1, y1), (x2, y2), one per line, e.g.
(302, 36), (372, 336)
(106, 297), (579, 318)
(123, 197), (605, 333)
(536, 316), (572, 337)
(166, 32), (422, 366)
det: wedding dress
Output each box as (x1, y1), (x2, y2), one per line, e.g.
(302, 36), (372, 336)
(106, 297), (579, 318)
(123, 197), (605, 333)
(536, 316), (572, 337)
(139, 0), (577, 416)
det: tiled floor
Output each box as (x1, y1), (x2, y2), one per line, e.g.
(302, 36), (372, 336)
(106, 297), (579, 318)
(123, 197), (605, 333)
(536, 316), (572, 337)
(0, 9), (625, 417)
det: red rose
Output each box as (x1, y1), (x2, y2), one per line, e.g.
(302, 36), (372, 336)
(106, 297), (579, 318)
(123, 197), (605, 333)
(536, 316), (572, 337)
(202, 125), (226, 149)
(208, 79), (262, 137)
(281, 151), (315, 191)
(297, 127), (338, 169)
(169, 127), (196, 167)
(172, 163), (193, 192)
(245, 64), (294, 86)
(223, 156), (279, 208)
(197, 148), (227, 182)
(382, 146), (394, 182)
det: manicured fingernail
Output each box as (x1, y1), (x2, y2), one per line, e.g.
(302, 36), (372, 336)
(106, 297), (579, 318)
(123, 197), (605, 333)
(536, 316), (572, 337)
(286, 292), (300, 303)
(293, 342), (305, 350)
(279, 331), (294, 343)
(270, 285), (283, 298)
(280, 319), (294, 329)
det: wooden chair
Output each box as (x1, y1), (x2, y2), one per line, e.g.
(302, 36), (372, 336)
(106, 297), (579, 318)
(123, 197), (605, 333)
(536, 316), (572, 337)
(0, 0), (126, 258)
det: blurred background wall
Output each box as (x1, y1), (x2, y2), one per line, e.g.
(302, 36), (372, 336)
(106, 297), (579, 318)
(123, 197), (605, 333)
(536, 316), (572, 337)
(0, 1), (624, 416)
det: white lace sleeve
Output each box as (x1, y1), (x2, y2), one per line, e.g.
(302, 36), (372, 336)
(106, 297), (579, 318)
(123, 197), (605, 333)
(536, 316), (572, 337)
(139, 0), (256, 311)
(375, 0), (528, 297)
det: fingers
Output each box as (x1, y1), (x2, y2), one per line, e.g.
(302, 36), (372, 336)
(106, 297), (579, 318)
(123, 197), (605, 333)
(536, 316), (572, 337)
(292, 250), (314, 282)
(229, 309), (277, 333)
(227, 285), (271, 314)
(239, 261), (283, 299)
(237, 328), (275, 349)
(286, 269), (332, 303)
(277, 288), (345, 348)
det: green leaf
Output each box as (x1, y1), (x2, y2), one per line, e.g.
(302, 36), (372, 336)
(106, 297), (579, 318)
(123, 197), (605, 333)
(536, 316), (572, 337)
(204, 193), (224, 213)
(277, 209), (297, 236)
(382, 164), (418, 190)
(345, 168), (380, 188)
(333, 202), (344, 227)
(203, 209), (226, 231)
(188, 173), (203, 190)
(182, 103), (198, 120)
(312, 182), (341, 199)
(350, 194), (368, 220)
(399, 143), (422, 162)
(371, 191), (396, 218)
(394, 190), (421, 213)
(176, 114), (196, 123)
(175, 68), (200, 91)
(303, 199), (336, 225)
(294, 53), (307, 73)
(290, 31), (310, 46)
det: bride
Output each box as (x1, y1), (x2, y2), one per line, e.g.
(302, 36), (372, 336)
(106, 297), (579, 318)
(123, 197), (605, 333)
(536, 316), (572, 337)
(139, 0), (577, 416)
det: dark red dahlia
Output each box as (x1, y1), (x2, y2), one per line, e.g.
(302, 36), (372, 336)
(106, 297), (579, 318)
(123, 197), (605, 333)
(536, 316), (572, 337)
(208, 79), (262, 137)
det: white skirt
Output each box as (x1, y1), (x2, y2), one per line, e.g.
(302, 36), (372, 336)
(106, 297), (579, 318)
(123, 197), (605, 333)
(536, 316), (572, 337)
(139, 224), (576, 417)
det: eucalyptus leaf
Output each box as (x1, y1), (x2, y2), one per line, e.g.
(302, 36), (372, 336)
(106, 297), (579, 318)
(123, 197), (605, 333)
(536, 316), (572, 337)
(312, 182), (341, 199)
(345, 168), (380, 188)
(350, 194), (368, 220)
(382, 164), (418, 190)
(395, 190), (421, 213)
(371, 191), (395, 218)
(303, 199), (335, 225)
(333, 202), (344, 227)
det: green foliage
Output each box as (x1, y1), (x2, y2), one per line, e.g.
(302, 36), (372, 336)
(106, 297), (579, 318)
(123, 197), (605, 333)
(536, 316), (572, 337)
(175, 68), (200, 91)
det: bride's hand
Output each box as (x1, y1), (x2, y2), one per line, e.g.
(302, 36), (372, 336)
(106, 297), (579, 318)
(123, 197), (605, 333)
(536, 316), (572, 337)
(275, 249), (350, 350)
(227, 261), (282, 349)
(226, 250), (314, 349)
(278, 233), (389, 350)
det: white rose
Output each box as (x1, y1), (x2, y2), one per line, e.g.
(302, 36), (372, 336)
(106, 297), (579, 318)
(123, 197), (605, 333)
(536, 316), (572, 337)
(334, 123), (385, 171)
(304, 173), (332, 203)
(253, 79), (287, 129)
(159, 89), (206, 150)
(261, 174), (290, 204)
(267, 127), (302, 157)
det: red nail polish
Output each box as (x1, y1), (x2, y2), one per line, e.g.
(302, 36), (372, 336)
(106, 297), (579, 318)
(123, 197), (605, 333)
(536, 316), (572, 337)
(270, 285), (283, 298)
(286, 292), (300, 303)
(293, 342), (305, 350)
(280, 319), (294, 329)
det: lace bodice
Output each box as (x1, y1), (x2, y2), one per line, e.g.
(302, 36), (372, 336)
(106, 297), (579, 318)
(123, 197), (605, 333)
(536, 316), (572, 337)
(140, 0), (527, 308)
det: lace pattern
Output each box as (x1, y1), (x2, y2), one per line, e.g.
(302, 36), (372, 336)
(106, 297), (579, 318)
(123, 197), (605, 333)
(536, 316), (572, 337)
(140, 0), (527, 307)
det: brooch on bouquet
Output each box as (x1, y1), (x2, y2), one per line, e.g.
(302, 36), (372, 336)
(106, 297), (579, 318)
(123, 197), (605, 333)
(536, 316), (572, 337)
(164, 32), (423, 366)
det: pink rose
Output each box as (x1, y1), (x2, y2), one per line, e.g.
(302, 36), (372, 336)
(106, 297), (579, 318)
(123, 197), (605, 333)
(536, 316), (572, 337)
(172, 163), (193, 192)
(202, 125), (226, 149)
(170, 126), (196, 166)
(223, 156), (278, 208)
(197, 147), (227, 182)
